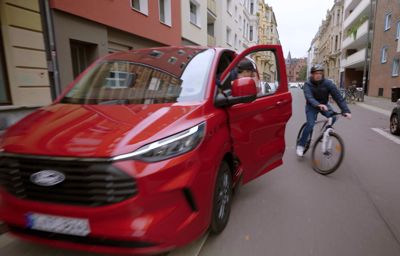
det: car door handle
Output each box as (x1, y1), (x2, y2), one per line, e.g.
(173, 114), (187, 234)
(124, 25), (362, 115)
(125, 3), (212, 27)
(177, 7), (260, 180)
(276, 100), (288, 106)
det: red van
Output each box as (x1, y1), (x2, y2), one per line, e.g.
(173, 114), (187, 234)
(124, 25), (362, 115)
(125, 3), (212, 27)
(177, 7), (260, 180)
(0, 45), (292, 255)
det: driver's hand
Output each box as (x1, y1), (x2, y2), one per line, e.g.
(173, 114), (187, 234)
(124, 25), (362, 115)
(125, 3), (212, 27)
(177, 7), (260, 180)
(318, 104), (328, 112)
(344, 113), (352, 119)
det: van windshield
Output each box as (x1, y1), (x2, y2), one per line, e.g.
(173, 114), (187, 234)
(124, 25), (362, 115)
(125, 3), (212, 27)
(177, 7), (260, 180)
(60, 49), (214, 105)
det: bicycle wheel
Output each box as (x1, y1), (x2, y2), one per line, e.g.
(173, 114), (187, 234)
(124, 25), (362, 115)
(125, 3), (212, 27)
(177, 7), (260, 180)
(311, 132), (344, 175)
(296, 123), (312, 154)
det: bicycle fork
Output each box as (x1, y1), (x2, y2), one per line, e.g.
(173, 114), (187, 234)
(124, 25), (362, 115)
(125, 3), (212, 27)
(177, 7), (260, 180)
(322, 127), (334, 155)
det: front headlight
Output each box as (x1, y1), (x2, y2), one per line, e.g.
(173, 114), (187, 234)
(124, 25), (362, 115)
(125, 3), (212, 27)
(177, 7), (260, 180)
(112, 122), (206, 162)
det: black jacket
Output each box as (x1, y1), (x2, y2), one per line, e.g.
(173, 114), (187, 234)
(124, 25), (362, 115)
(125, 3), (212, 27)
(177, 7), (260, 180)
(303, 78), (351, 113)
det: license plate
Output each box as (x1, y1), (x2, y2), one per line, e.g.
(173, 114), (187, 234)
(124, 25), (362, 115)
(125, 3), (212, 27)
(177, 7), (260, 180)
(26, 213), (90, 236)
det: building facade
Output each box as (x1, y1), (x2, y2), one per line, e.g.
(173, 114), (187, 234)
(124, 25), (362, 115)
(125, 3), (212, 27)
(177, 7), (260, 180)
(255, 2), (280, 82)
(307, 36), (319, 77)
(340, 0), (373, 91)
(309, 0), (343, 85)
(211, 0), (260, 51)
(368, 0), (399, 98)
(182, 0), (208, 45)
(286, 52), (307, 82)
(0, 0), (182, 130)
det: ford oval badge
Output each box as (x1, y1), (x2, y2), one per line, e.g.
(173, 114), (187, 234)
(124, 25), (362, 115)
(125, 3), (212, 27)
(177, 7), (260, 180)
(30, 170), (65, 187)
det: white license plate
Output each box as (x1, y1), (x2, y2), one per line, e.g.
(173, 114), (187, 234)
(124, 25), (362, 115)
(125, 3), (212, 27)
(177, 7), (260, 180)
(27, 213), (90, 237)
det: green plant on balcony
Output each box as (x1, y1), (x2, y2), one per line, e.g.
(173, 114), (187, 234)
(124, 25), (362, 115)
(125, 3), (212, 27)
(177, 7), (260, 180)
(347, 15), (369, 39)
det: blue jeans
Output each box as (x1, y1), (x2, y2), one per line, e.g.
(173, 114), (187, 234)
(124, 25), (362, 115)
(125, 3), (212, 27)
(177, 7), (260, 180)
(298, 104), (337, 147)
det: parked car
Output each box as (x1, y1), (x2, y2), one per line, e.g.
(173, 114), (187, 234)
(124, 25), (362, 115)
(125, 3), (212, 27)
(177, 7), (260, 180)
(0, 45), (292, 255)
(390, 99), (400, 135)
(289, 82), (298, 89)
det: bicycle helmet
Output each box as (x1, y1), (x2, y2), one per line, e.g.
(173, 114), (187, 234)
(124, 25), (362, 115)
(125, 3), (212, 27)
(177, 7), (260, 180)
(310, 64), (324, 73)
(237, 58), (256, 73)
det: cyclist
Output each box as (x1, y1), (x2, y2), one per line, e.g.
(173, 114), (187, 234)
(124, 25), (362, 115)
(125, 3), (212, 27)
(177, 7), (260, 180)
(296, 64), (352, 157)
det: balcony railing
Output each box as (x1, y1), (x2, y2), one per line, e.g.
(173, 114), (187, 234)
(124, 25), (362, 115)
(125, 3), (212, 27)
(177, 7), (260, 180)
(343, 0), (371, 31)
(207, 0), (217, 16)
(342, 19), (369, 50)
(342, 48), (366, 68)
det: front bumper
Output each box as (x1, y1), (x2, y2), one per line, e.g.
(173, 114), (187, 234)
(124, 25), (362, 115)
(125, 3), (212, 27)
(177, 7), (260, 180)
(0, 150), (219, 255)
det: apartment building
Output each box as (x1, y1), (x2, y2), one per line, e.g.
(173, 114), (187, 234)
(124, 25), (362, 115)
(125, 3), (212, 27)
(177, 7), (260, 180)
(340, 0), (373, 90)
(369, 0), (399, 98)
(255, 2), (280, 82)
(0, 0), (182, 130)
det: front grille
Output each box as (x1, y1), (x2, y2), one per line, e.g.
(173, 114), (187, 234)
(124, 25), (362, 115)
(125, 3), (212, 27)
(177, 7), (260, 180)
(0, 155), (138, 207)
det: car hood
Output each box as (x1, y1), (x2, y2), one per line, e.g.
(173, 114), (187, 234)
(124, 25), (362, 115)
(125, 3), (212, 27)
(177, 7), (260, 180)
(1, 103), (205, 158)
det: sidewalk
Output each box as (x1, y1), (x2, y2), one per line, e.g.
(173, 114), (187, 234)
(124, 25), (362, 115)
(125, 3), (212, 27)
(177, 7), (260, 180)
(355, 95), (396, 116)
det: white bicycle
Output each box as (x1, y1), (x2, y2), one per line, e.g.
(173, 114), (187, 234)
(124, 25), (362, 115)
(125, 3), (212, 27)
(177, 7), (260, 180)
(296, 112), (345, 175)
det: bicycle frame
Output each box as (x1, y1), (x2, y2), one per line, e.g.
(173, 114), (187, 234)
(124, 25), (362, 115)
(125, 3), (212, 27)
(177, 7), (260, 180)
(315, 113), (340, 155)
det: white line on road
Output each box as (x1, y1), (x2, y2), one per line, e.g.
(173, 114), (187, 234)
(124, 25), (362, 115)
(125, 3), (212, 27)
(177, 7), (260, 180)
(371, 128), (400, 145)
(357, 103), (391, 117)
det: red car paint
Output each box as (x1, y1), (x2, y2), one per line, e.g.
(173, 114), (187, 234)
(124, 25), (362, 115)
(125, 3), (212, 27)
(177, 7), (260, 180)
(0, 45), (292, 255)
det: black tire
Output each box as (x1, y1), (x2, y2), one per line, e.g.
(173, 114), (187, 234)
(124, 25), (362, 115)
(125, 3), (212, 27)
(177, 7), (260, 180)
(296, 123), (312, 154)
(311, 132), (344, 175)
(210, 161), (232, 234)
(390, 114), (400, 135)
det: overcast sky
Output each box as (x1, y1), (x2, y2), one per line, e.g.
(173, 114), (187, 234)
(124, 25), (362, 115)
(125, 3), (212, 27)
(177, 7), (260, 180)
(265, 0), (335, 58)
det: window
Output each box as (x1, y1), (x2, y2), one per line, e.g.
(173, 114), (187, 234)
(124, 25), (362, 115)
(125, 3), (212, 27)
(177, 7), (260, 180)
(207, 23), (215, 37)
(249, 26), (254, 41)
(381, 47), (388, 63)
(227, 0), (232, 15)
(393, 58), (399, 76)
(234, 34), (238, 49)
(0, 30), (11, 105)
(226, 27), (231, 45)
(190, 1), (200, 26)
(396, 21), (400, 40)
(159, 0), (171, 26)
(336, 9), (341, 26)
(250, 0), (254, 15)
(130, 0), (148, 15)
(385, 13), (392, 31)
(235, 6), (238, 21)
(335, 35), (339, 51)
(70, 40), (98, 79)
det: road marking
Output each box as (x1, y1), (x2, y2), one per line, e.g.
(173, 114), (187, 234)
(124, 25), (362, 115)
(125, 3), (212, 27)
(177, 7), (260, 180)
(357, 103), (391, 117)
(169, 233), (209, 256)
(371, 128), (400, 145)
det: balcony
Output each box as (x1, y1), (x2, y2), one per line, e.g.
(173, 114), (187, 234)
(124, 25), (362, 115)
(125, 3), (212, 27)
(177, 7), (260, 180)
(207, 0), (217, 16)
(208, 34), (216, 47)
(344, 0), (361, 15)
(342, 48), (366, 69)
(342, 19), (369, 50)
(343, 0), (371, 31)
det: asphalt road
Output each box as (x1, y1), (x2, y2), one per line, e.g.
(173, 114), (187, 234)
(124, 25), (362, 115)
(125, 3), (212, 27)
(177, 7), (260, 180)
(1, 89), (400, 256)
(199, 89), (400, 256)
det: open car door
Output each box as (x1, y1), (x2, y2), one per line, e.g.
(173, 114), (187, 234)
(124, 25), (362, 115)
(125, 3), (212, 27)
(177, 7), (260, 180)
(219, 45), (292, 184)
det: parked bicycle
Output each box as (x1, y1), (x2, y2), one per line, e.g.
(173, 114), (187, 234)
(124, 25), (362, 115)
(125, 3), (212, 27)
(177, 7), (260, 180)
(345, 88), (356, 104)
(296, 111), (345, 175)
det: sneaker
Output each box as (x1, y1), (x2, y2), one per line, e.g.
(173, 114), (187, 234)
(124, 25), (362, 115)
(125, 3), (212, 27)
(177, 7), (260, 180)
(296, 146), (304, 157)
